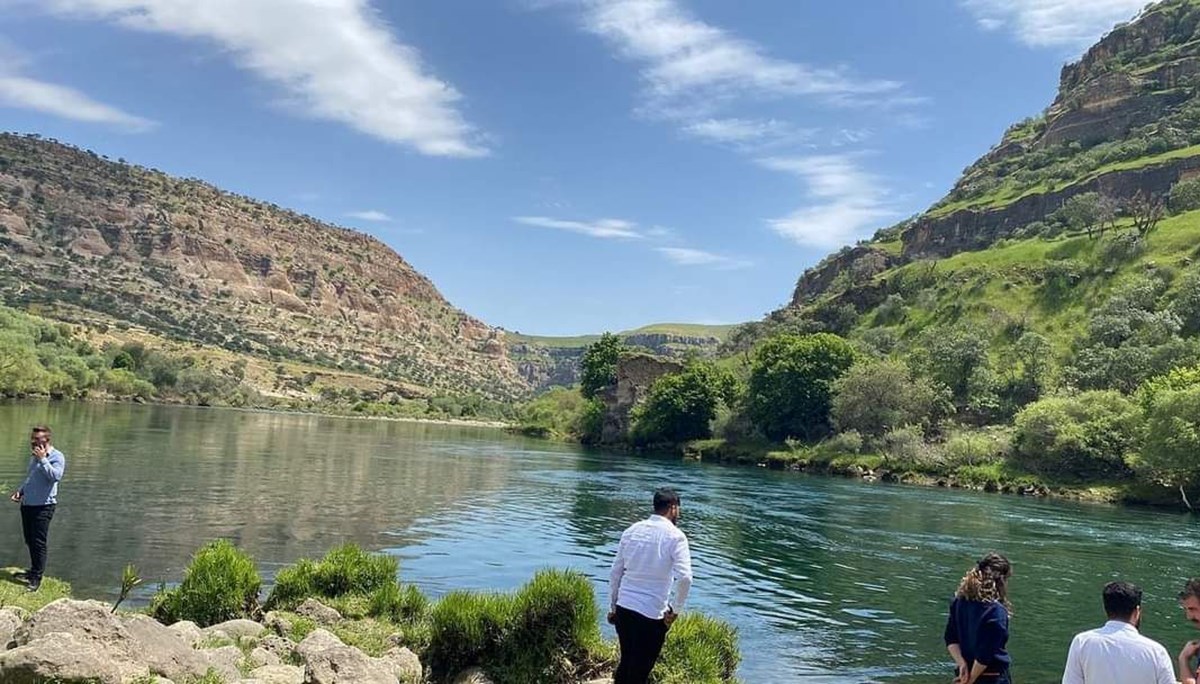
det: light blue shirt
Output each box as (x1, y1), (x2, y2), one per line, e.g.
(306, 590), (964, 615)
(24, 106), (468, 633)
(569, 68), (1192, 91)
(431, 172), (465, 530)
(19, 447), (65, 506)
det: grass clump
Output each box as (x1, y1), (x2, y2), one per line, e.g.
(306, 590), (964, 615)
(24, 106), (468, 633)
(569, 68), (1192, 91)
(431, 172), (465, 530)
(150, 540), (261, 627)
(265, 543), (398, 610)
(652, 613), (740, 684)
(0, 568), (70, 612)
(426, 569), (610, 684)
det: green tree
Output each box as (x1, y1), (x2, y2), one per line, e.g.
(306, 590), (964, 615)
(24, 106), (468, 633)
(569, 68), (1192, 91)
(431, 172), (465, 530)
(747, 333), (857, 441)
(1000, 332), (1055, 411)
(580, 333), (625, 400)
(1011, 391), (1141, 480)
(1169, 176), (1200, 214)
(1139, 385), (1200, 509)
(631, 361), (737, 445)
(1051, 192), (1116, 238)
(910, 327), (998, 415)
(831, 359), (946, 440)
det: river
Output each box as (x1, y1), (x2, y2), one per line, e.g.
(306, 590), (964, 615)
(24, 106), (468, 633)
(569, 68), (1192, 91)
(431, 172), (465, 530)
(0, 401), (1195, 682)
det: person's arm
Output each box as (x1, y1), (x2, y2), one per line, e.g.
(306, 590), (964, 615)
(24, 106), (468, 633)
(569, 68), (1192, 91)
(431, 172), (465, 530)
(608, 535), (627, 618)
(669, 535), (693, 615)
(35, 452), (63, 482)
(1156, 643), (1181, 684)
(1061, 635), (1085, 684)
(1179, 640), (1200, 684)
(965, 662), (989, 684)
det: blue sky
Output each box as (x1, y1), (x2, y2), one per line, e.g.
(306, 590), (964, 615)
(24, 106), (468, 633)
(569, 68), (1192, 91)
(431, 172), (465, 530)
(0, 0), (1151, 335)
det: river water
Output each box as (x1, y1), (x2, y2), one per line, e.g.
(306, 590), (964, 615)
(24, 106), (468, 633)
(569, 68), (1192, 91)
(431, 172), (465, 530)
(0, 401), (1196, 682)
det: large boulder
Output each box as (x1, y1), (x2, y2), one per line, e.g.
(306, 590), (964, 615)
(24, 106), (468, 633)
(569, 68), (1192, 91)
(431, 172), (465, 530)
(381, 646), (422, 683)
(167, 620), (204, 647)
(295, 598), (342, 626)
(258, 633), (297, 661)
(14, 599), (233, 681)
(201, 644), (244, 680)
(250, 645), (282, 668)
(0, 631), (124, 684)
(297, 628), (402, 684)
(0, 607), (26, 649)
(249, 664), (306, 684)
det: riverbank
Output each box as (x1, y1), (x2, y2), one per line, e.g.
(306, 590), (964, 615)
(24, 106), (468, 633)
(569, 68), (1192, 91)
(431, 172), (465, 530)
(675, 437), (1181, 508)
(0, 543), (738, 684)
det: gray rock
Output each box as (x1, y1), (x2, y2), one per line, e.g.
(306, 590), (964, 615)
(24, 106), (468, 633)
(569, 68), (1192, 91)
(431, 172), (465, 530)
(250, 645), (281, 668)
(16, 599), (230, 681)
(208, 618), (266, 640)
(0, 607), (26, 650)
(0, 631), (124, 684)
(381, 646), (421, 683)
(298, 628), (399, 684)
(203, 644), (245, 681)
(258, 633), (297, 660)
(453, 668), (494, 684)
(168, 620), (204, 647)
(295, 599), (342, 626)
(249, 664), (305, 684)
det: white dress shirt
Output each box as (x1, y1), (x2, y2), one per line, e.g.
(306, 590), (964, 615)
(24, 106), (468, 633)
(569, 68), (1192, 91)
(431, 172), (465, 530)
(609, 514), (692, 620)
(1062, 620), (1176, 684)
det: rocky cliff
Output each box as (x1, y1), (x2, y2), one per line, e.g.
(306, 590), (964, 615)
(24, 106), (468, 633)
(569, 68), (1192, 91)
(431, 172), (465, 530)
(0, 133), (528, 399)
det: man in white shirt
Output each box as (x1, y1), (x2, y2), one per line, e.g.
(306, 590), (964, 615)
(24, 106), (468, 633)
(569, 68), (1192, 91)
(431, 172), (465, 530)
(608, 487), (693, 684)
(1062, 581), (1176, 684)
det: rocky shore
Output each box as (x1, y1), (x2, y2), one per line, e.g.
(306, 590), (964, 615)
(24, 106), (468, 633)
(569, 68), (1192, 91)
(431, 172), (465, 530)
(0, 596), (613, 684)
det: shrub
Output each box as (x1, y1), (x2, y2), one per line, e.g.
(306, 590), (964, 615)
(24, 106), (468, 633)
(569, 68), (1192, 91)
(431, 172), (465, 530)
(426, 591), (514, 681)
(1011, 391), (1141, 480)
(651, 613), (740, 684)
(1138, 365), (1200, 411)
(367, 581), (431, 626)
(748, 333), (858, 441)
(580, 333), (625, 399)
(879, 425), (931, 469)
(265, 544), (398, 610)
(910, 327), (998, 416)
(1170, 176), (1200, 214)
(150, 540), (261, 627)
(832, 360), (946, 440)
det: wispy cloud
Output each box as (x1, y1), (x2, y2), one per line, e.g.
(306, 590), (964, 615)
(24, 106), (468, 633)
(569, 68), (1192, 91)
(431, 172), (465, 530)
(27, 0), (486, 157)
(960, 0), (1146, 48)
(514, 215), (643, 240)
(681, 117), (817, 150)
(656, 247), (751, 270)
(758, 154), (895, 249)
(0, 75), (156, 131)
(347, 210), (392, 222)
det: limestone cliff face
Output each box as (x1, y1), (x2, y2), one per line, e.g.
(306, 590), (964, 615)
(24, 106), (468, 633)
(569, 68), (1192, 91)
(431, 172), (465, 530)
(599, 353), (683, 443)
(0, 133), (527, 399)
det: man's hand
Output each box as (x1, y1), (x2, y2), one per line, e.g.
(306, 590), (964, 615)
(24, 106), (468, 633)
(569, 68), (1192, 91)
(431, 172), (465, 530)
(1181, 640), (1200, 665)
(31, 444), (47, 461)
(952, 663), (969, 684)
(664, 609), (678, 628)
(607, 610), (616, 626)
(9, 491), (20, 504)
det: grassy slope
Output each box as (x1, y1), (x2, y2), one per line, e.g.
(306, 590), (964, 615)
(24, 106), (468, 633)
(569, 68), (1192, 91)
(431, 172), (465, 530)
(510, 323), (738, 348)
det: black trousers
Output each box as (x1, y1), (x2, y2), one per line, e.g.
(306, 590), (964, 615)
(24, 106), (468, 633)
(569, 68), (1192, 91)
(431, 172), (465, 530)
(20, 504), (55, 581)
(613, 605), (669, 684)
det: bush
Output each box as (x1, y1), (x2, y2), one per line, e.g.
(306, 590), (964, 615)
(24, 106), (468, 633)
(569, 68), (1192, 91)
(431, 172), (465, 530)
(879, 425), (930, 468)
(1011, 391), (1141, 480)
(832, 360), (946, 440)
(630, 361), (737, 445)
(747, 333), (858, 441)
(368, 581), (431, 626)
(266, 544), (398, 610)
(580, 333), (625, 399)
(1138, 365), (1200, 411)
(150, 540), (261, 627)
(1138, 385), (1200, 506)
(910, 327), (997, 416)
(426, 569), (608, 684)
(652, 613), (740, 684)
(1170, 176), (1200, 214)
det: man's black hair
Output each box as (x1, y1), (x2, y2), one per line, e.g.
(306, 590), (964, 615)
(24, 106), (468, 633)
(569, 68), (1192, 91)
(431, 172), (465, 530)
(1103, 581), (1142, 620)
(653, 488), (680, 514)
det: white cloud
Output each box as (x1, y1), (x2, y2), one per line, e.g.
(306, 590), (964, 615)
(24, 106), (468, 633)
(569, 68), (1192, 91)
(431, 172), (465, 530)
(656, 247), (751, 269)
(0, 75), (156, 130)
(347, 210), (392, 222)
(681, 117), (817, 149)
(514, 215), (643, 239)
(758, 154), (895, 249)
(960, 0), (1147, 48)
(28, 0), (486, 157)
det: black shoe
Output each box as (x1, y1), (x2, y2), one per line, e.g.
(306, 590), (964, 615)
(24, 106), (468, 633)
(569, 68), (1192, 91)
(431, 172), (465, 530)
(26, 579), (39, 592)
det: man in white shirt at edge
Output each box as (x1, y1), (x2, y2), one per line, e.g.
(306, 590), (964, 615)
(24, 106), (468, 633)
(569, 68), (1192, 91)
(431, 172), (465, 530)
(608, 487), (693, 684)
(1062, 580), (1176, 684)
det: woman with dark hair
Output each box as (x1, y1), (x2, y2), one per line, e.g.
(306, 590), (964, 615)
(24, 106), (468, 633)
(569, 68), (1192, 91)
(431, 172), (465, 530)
(945, 552), (1012, 684)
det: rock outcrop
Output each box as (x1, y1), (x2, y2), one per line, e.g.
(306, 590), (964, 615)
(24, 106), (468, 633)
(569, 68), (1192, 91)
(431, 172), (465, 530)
(0, 133), (529, 400)
(599, 353), (684, 442)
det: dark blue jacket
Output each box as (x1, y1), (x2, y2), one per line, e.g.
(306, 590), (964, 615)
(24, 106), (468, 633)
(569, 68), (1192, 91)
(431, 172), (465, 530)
(944, 597), (1010, 674)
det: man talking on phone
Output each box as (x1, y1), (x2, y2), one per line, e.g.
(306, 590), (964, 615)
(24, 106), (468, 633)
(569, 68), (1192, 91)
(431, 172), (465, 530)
(608, 487), (693, 684)
(10, 426), (65, 592)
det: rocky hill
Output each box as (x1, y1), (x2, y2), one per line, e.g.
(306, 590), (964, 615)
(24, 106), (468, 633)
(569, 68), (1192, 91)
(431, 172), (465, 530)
(0, 133), (528, 400)
(509, 323), (735, 390)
